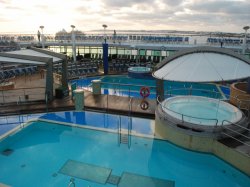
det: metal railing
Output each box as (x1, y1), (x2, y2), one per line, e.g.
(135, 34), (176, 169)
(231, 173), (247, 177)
(128, 98), (132, 148)
(100, 81), (157, 98)
(67, 178), (75, 187)
(234, 94), (250, 110)
(0, 114), (32, 129)
(0, 87), (46, 105)
(1, 33), (249, 47)
(157, 96), (219, 127)
(221, 120), (250, 147)
(165, 87), (227, 100)
(117, 98), (132, 148)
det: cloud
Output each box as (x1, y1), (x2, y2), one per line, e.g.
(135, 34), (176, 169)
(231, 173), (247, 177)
(103, 0), (151, 8)
(0, 16), (11, 22)
(188, 0), (250, 14)
(4, 5), (25, 10)
(0, 0), (249, 33)
(0, 0), (9, 3)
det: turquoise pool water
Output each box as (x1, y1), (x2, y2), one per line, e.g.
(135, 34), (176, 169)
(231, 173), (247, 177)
(0, 112), (249, 187)
(71, 75), (228, 99)
(162, 96), (243, 126)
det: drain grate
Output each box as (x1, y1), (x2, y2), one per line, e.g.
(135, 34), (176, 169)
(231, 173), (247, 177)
(1, 149), (14, 156)
(107, 175), (121, 185)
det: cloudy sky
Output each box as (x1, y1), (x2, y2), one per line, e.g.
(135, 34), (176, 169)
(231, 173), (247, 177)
(0, 0), (249, 34)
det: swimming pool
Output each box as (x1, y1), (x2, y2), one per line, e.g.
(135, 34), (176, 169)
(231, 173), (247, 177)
(0, 111), (249, 187)
(71, 75), (228, 99)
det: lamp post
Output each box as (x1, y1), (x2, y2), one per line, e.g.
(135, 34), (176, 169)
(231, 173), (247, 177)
(71, 25), (76, 62)
(39, 25), (45, 48)
(102, 24), (108, 43)
(102, 24), (109, 74)
(243, 26), (250, 55)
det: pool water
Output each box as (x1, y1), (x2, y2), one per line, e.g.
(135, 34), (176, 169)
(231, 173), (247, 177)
(0, 117), (249, 186)
(71, 75), (228, 99)
(162, 96), (243, 126)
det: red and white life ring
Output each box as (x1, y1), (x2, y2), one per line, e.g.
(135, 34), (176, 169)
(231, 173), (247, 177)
(140, 87), (150, 98)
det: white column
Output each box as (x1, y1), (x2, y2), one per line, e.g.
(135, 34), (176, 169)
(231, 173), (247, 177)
(74, 89), (84, 111)
(92, 80), (101, 95)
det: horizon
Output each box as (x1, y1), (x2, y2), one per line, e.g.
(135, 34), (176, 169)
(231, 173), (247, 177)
(0, 0), (249, 34)
(0, 29), (247, 36)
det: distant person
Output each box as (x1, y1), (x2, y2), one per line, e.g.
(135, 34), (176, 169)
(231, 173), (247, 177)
(37, 30), (41, 42)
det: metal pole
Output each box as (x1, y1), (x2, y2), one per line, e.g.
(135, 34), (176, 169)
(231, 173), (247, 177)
(40, 26), (45, 48)
(1, 90), (5, 104)
(71, 25), (76, 62)
(243, 26), (249, 55)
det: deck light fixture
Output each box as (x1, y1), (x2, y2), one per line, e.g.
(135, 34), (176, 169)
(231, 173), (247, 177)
(243, 26), (250, 54)
(39, 26), (45, 48)
(102, 24), (108, 43)
(71, 25), (76, 62)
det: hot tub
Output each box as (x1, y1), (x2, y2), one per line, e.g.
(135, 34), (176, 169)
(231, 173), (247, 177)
(128, 67), (152, 79)
(161, 96), (243, 126)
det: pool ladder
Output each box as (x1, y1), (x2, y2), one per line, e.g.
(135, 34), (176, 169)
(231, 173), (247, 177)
(67, 178), (91, 187)
(118, 98), (132, 148)
(68, 178), (75, 187)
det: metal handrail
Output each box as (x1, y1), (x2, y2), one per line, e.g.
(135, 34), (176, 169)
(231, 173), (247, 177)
(221, 120), (250, 147)
(117, 98), (133, 148)
(222, 120), (250, 133)
(0, 114), (29, 127)
(157, 96), (219, 126)
(234, 94), (250, 103)
(165, 87), (227, 99)
(117, 115), (122, 146)
(0, 86), (46, 91)
(128, 98), (133, 149)
(100, 81), (157, 97)
(0, 87), (46, 105)
(235, 97), (250, 110)
(68, 178), (75, 187)
(101, 81), (157, 89)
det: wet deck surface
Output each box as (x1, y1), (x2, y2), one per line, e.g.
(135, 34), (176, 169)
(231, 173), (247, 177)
(0, 73), (155, 118)
(0, 91), (156, 118)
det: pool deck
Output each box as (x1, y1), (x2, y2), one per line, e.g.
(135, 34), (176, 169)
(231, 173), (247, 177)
(0, 92), (156, 118)
(1, 73), (249, 163)
(0, 73), (155, 118)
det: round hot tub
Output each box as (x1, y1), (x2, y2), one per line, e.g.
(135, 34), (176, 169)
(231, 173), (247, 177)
(155, 96), (248, 155)
(161, 96), (243, 126)
(128, 67), (152, 79)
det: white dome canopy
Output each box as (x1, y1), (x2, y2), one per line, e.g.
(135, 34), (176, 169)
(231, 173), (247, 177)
(153, 47), (250, 82)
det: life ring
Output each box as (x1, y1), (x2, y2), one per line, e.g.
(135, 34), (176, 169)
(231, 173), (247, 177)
(140, 100), (149, 110)
(140, 87), (150, 98)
